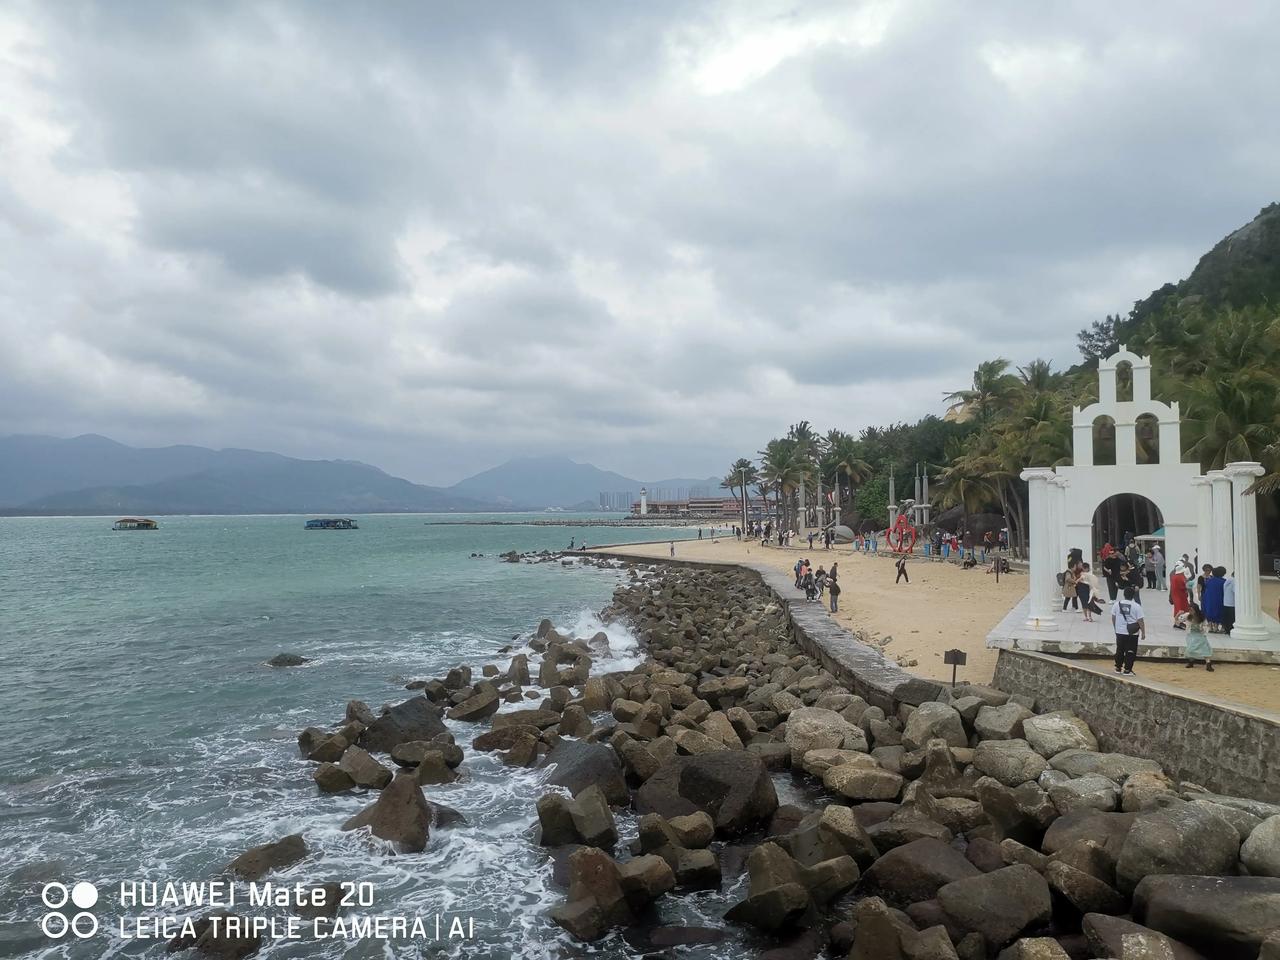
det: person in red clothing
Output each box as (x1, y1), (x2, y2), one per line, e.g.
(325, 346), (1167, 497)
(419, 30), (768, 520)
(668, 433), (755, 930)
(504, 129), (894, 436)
(1100, 541), (1115, 562)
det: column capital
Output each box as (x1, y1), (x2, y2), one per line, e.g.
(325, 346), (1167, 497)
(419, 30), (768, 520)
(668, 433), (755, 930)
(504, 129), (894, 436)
(1050, 476), (1070, 487)
(1020, 467), (1057, 483)
(1190, 475), (1212, 487)
(1223, 461), (1265, 481)
(1207, 469), (1230, 481)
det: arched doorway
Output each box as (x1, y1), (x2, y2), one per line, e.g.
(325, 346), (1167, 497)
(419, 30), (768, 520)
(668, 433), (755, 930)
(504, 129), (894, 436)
(1091, 493), (1164, 559)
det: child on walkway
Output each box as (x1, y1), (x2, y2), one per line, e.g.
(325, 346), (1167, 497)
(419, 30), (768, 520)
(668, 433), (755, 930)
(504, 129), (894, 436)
(1183, 605), (1214, 671)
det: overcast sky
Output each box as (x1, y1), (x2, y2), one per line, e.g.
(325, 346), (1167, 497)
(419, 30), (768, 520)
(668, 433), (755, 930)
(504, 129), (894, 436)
(2, 2), (1276, 486)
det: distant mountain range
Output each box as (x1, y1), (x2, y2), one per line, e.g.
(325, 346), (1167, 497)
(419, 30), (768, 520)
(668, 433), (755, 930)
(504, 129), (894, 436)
(447, 455), (720, 510)
(0, 435), (719, 515)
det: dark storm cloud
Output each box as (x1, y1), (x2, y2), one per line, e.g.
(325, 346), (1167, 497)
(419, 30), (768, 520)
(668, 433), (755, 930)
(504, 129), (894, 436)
(2, 0), (1277, 483)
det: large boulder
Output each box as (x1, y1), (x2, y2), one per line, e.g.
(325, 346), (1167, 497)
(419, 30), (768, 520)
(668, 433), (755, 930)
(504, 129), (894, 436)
(785, 707), (868, 764)
(1133, 875), (1280, 960)
(974, 703), (1034, 741)
(1022, 713), (1097, 757)
(1042, 810), (1136, 860)
(544, 739), (628, 806)
(974, 739), (1049, 787)
(862, 837), (980, 905)
(938, 864), (1052, 949)
(1081, 913), (1208, 960)
(1241, 815), (1280, 877)
(225, 834), (307, 881)
(903, 702), (968, 750)
(357, 698), (447, 753)
(636, 752), (777, 836)
(1049, 750), (1163, 782)
(1115, 803), (1240, 893)
(1047, 775), (1120, 815)
(337, 746), (393, 790)
(340, 775), (432, 852)
(447, 687), (501, 721)
(823, 764), (904, 802)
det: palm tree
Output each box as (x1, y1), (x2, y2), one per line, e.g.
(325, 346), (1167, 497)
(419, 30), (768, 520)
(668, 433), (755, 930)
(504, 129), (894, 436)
(721, 458), (759, 523)
(759, 437), (810, 534)
(788, 421), (819, 528)
(944, 358), (1017, 424)
(823, 431), (872, 524)
(1182, 368), (1279, 470)
(1016, 359), (1057, 397)
(931, 447), (993, 545)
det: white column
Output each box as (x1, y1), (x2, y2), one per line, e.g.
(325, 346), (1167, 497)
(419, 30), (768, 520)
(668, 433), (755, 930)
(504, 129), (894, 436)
(797, 478), (807, 533)
(1191, 476), (1213, 568)
(1021, 467), (1058, 630)
(1224, 462), (1269, 640)
(1208, 470), (1233, 568)
(1053, 476), (1070, 568)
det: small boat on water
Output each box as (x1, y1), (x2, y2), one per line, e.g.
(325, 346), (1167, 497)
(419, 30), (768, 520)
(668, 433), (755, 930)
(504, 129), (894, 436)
(305, 518), (359, 530)
(113, 517), (158, 531)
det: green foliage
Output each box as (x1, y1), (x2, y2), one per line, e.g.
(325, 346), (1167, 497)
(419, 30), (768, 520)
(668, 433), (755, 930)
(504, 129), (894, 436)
(854, 473), (890, 529)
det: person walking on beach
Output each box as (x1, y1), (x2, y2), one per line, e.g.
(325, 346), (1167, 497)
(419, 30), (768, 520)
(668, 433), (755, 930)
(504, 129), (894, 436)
(828, 562), (840, 612)
(1183, 604), (1214, 670)
(1112, 586), (1145, 676)
(895, 555), (909, 584)
(669, 541), (675, 557)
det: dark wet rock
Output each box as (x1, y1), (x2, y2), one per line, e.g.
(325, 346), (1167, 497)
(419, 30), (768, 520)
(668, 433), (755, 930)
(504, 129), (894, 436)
(312, 762), (355, 793)
(1115, 803), (1240, 893)
(168, 911), (262, 958)
(862, 837), (981, 905)
(225, 835), (307, 881)
(412, 751), (458, 786)
(544, 739), (628, 806)
(472, 725), (540, 752)
(1044, 860), (1126, 916)
(337, 746), (392, 789)
(537, 785), (616, 849)
(340, 775), (432, 853)
(636, 751), (778, 835)
(357, 697), (447, 754)
(1132, 874), (1280, 960)
(305, 732), (348, 764)
(491, 708), (561, 730)
(938, 864), (1052, 950)
(446, 688), (500, 722)
(1082, 913), (1207, 960)
(267, 654), (308, 667)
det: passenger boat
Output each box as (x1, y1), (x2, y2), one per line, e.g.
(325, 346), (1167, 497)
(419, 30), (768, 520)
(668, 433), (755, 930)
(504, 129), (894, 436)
(305, 518), (359, 530)
(113, 517), (158, 531)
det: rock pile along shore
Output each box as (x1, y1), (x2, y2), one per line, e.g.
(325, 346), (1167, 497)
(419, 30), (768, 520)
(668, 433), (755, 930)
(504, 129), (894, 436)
(200, 560), (1280, 960)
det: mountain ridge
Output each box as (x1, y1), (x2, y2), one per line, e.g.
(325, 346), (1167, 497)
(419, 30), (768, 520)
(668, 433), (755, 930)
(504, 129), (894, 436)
(448, 454), (720, 509)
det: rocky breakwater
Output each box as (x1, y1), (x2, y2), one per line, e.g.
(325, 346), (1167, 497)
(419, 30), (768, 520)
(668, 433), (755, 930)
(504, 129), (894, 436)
(533, 564), (1280, 960)
(199, 561), (1280, 960)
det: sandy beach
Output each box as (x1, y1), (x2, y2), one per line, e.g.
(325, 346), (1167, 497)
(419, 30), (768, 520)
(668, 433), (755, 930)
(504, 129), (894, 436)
(594, 537), (1280, 715)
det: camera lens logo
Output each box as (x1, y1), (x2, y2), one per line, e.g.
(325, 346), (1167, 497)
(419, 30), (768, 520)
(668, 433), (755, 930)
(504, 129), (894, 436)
(40, 882), (100, 939)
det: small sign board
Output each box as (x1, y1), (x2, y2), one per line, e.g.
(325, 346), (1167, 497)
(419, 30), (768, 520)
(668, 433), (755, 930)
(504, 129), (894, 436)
(943, 649), (967, 666)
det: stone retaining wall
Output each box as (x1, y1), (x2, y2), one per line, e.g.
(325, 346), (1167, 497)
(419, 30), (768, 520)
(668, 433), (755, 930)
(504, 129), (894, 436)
(992, 648), (1280, 803)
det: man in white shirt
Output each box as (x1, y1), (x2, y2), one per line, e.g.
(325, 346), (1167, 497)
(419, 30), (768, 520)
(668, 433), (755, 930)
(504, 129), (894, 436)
(1112, 587), (1146, 676)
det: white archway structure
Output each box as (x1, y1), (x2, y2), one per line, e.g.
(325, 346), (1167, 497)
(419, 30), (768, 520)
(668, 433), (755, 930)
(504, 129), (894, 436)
(1059, 346), (1200, 576)
(1014, 346), (1276, 645)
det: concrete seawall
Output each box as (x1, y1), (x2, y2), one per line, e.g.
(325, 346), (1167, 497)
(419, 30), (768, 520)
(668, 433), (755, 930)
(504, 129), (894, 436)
(992, 648), (1280, 803)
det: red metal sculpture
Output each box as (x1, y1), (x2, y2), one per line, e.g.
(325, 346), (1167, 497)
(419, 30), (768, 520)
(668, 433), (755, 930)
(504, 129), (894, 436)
(886, 509), (918, 553)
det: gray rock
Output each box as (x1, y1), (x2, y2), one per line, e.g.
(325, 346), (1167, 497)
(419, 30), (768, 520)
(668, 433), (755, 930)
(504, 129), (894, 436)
(1241, 815), (1280, 877)
(225, 834), (307, 881)
(1044, 860), (1126, 916)
(313, 762), (355, 793)
(1048, 775), (1121, 815)
(337, 746), (392, 789)
(903, 702), (968, 750)
(1049, 750), (1163, 783)
(824, 764), (904, 802)
(1116, 803), (1240, 893)
(357, 697), (447, 753)
(863, 837), (981, 905)
(974, 739), (1049, 787)
(635, 751), (778, 836)
(545, 739), (628, 806)
(1082, 913), (1207, 960)
(267, 653), (308, 667)
(340, 774), (432, 852)
(938, 864), (1052, 949)
(1022, 712), (1098, 757)
(785, 706), (868, 764)
(1133, 875), (1280, 960)
(996, 940), (1071, 960)
(974, 703), (1034, 741)
(446, 687), (500, 721)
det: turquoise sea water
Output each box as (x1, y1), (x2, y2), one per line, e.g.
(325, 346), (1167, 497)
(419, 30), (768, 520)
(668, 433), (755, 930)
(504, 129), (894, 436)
(0, 514), (739, 959)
